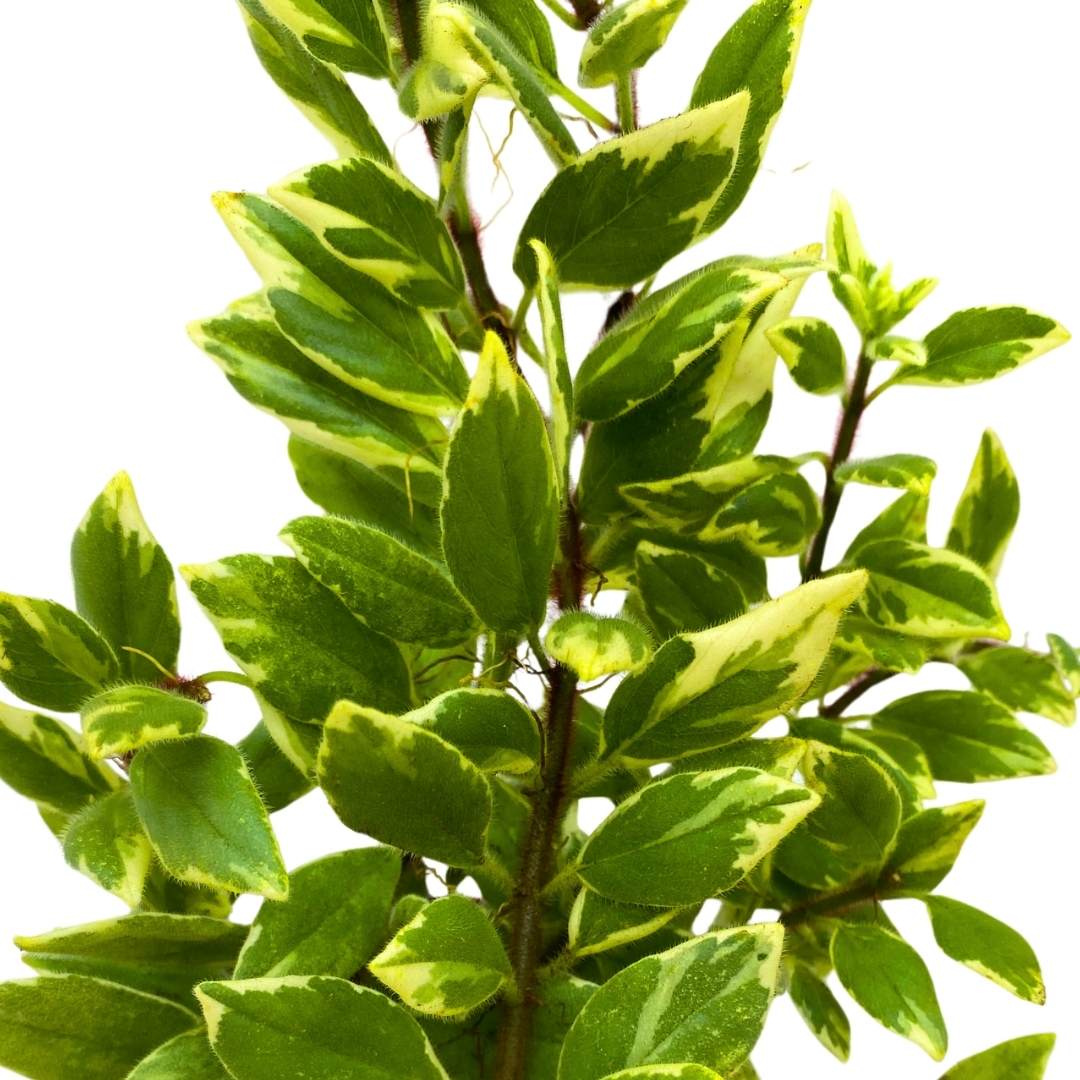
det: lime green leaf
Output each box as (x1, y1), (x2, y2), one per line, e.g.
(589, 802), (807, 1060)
(546, 613), (651, 681)
(853, 539), (1010, 640)
(16, 913), (246, 1003)
(690, 0), (811, 231)
(866, 334), (927, 367)
(197, 976), (449, 1079)
(236, 0), (390, 160)
(845, 491), (928, 560)
(787, 964), (850, 1062)
(578, 767), (818, 906)
(235, 848), (400, 979)
(881, 800), (984, 896)
(127, 1029), (231, 1079)
(602, 572), (867, 765)
(600, 1068), (723, 1080)
(130, 736), (288, 900)
(0, 595), (119, 712)
(318, 702), (492, 866)
(832, 924), (946, 1059)
(0, 701), (118, 815)
(579, 0), (689, 87)
(80, 685), (207, 760)
(699, 471), (821, 556)
(370, 894), (510, 1017)
(71, 471), (180, 683)
(835, 454), (937, 496)
(281, 515), (476, 647)
(924, 896), (1043, 1004)
(890, 306), (1070, 388)
(558, 924), (784, 1079)
(214, 192), (466, 417)
(61, 787), (152, 906)
(670, 737), (806, 780)
(183, 555), (411, 724)
(515, 93), (751, 289)
(768, 316), (846, 395)
(826, 190), (872, 284)
(1048, 632), (1080, 697)
(938, 1034), (1055, 1080)
(873, 691), (1055, 782)
(946, 430), (1019, 577)
(238, 721), (313, 813)
(776, 743), (901, 891)
(959, 646), (1075, 726)
(441, 333), (558, 634)
(0, 975), (197, 1080)
(568, 891), (679, 959)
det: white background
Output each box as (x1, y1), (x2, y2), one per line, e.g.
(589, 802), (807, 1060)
(1, 1), (1078, 1076)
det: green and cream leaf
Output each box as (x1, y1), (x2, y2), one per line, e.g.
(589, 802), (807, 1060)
(579, 0), (689, 87)
(546, 613), (651, 682)
(767, 316), (846, 394)
(80, 685), (207, 760)
(835, 455), (937, 496)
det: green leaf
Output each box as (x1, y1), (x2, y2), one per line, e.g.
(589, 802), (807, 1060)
(468, 0), (559, 77)
(0, 975), (197, 1080)
(852, 539), (1010, 640)
(568, 891), (679, 959)
(670, 736), (806, 780)
(214, 192), (466, 417)
(0, 595), (119, 712)
(690, 0), (812, 231)
(768, 316), (846, 395)
(600, 1068), (723, 1080)
(872, 691), (1056, 783)
(844, 491), (928, 560)
(787, 964), (850, 1062)
(577, 767), (818, 906)
(775, 743), (901, 891)
(835, 614), (930, 676)
(880, 800), (985, 896)
(938, 1034), (1056, 1080)
(197, 975), (449, 1079)
(318, 701), (492, 866)
(130, 736), (288, 900)
(558, 924), (784, 1079)
(831, 924), (947, 1060)
(579, 0), (689, 87)
(183, 554), (411, 724)
(441, 333), (558, 634)
(855, 729), (936, 798)
(924, 895), (1043, 1004)
(80, 685), (207, 760)
(370, 893), (510, 1017)
(514, 93), (751, 289)
(835, 454), (937, 496)
(127, 1029), (231, 1079)
(235, 847), (400, 979)
(16, 913), (246, 1004)
(62, 787), (153, 906)
(959, 646), (1075, 726)
(236, 0), (390, 160)
(602, 572), (867, 765)
(890, 306), (1070, 388)
(866, 334), (927, 367)
(699, 471), (821, 556)
(576, 260), (787, 420)
(281, 515), (476, 647)
(1048, 632), (1080, 697)
(546, 613), (651, 681)
(71, 471), (180, 683)
(0, 701), (118, 816)
(946, 430), (1020, 577)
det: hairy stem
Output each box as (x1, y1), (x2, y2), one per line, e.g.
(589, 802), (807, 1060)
(569, 0), (605, 27)
(616, 72), (638, 133)
(819, 669), (897, 718)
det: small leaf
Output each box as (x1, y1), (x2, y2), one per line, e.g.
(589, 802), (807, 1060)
(370, 894), (510, 1018)
(130, 735), (288, 900)
(831, 924), (947, 1060)
(959, 646), (1075, 726)
(441, 333), (558, 634)
(80, 685), (207, 760)
(836, 614), (930, 675)
(568, 891), (679, 959)
(468, 0), (559, 77)
(768, 316), (846, 394)
(1048, 632), (1080, 697)
(881, 800), (985, 896)
(698, 471), (821, 556)
(318, 702), (492, 866)
(557, 924), (784, 1079)
(546, 613), (651, 681)
(600, 1068), (723, 1080)
(579, 0), (690, 87)
(866, 335), (927, 367)
(844, 491), (928, 560)
(835, 454), (937, 496)
(937, 1034), (1055, 1080)
(787, 964), (851, 1062)
(127, 1029), (231, 1079)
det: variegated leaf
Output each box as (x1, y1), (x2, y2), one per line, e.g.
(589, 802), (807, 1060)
(568, 891), (679, 960)
(80, 685), (207, 760)
(238, 721), (313, 814)
(62, 787), (152, 906)
(866, 334), (927, 367)
(835, 454), (937, 496)
(880, 800), (984, 896)
(127, 1029), (231, 1079)
(836, 613), (930, 675)
(787, 963), (850, 1062)
(600, 1068), (722, 1080)
(1048, 632), (1080, 697)
(844, 490), (928, 560)
(698, 471), (820, 555)
(959, 645), (1075, 726)
(768, 316), (846, 395)
(670, 736), (806, 780)
(468, 0), (559, 77)
(856, 729), (936, 798)
(938, 1034), (1055, 1080)
(579, 0), (689, 87)
(546, 613), (651, 681)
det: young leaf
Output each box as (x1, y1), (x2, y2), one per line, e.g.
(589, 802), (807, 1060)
(959, 646), (1075, 726)
(844, 491), (928, 560)
(872, 691), (1056, 782)
(835, 454), (937, 496)
(183, 555), (411, 724)
(514, 93), (752, 289)
(281, 515), (477, 647)
(468, 0), (559, 77)
(578, 0), (689, 87)
(946, 429), (1019, 576)
(235, 847), (400, 979)
(881, 800), (985, 895)
(130, 736), (289, 900)
(1048, 632), (1080, 696)
(197, 976), (450, 1080)
(0, 595), (119, 712)
(831, 924), (947, 1060)
(938, 1034), (1055, 1080)
(318, 702), (492, 866)
(546, 613), (651, 681)
(0, 975), (197, 1080)
(601, 571), (867, 765)
(441, 333), (558, 634)
(852, 539), (1010, 640)
(787, 964), (851, 1062)
(835, 614), (930, 676)
(768, 316), (846, 394)
(127, 1029), (231, 1079)
(568, 891), (679, 959)
(80, 685), (207, 760)
(866, 334), (928, 367)
(369, 894), (511, 1018)
(577, 767), (818, 906)
(924, 896), (1044, 1004)
(558, 924), (784, 1079)
(71, 471), (180, 683)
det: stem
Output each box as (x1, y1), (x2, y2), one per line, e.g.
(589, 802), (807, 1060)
(819, 669), (896, 718)
(802, 354), (874, 581)
(616, 72), (637, 133)
(569, 0), (605, 26)
(194, 670), (253, 688)
(545, 77), (619, 133)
